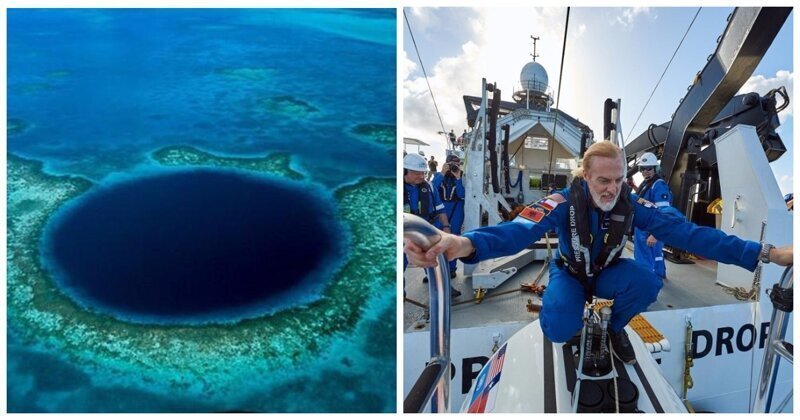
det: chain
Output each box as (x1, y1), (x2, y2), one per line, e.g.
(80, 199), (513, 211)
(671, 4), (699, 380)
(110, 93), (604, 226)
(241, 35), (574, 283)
(721, 221), (766, 301)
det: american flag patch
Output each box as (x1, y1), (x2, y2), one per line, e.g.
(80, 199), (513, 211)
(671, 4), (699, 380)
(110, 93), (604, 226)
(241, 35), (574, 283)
(467, 344), (508, 413)
(536, 198), (559, 212)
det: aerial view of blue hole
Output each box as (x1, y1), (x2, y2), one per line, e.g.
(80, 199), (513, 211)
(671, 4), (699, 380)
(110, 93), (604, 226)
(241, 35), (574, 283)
(7, 9), (396, 413)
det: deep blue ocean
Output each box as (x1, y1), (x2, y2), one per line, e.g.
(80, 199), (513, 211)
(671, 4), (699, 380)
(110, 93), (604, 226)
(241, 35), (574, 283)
(8, 9), (396, 412)
(43, 170), (343, 324)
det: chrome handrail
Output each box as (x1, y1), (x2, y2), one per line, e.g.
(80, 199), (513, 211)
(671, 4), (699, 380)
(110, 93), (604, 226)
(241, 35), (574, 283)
(752, 265), (793, 413)
(403, 214), (452, 413)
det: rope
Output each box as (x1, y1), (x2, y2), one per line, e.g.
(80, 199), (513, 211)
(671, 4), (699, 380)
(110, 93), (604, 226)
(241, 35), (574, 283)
(608, 336), (621, 413)
(746, 222), (768, 412)
(547, 7), (570, 176)
(746, 266), (761, 412)
(403, 10), (448, 137)
(508, 170), (523, 189)
(625, 8), (702, 142)
(404, 297), (428, 310)
(450, 283), (546, 307)
(720, 284), (759, 301)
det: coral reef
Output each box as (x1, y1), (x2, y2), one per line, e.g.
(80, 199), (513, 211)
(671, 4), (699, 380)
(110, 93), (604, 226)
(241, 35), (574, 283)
(7, 147), (395, 408)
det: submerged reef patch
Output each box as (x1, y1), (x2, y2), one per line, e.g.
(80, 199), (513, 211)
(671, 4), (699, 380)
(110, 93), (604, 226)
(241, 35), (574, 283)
(213, 67), (275, 82)
(7, 147), (395, 410)
(8, 117), (32, 137)
(47, 70), (72, 78)
(152, 145), (304, 180)
(13, 82), (52, 95)
(350, 123), (395, 147)
(258, 95), (319, 117)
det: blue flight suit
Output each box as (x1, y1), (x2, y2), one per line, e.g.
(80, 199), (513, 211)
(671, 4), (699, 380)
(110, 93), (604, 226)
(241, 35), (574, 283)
(634, 177), (672, 278)
(403, 181), (445, 271)
(460, 180), (761, 342)
(432, 172), (465, 274)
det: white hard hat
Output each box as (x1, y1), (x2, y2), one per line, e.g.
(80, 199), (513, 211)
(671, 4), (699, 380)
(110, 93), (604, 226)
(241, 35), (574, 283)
(638, 152), (658, 167)
(403, 153), (428, 171)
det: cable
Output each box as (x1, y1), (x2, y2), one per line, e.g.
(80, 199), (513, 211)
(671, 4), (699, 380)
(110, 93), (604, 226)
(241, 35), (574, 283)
(608, 336), (620, 413)
(774, 390), (793, 413)
(547, 7), (570, 176)
(403, 10), (448, 138)
(647, 123), (659, 147)
(509, 138), (526, 162)
(625, 7), (702, 143)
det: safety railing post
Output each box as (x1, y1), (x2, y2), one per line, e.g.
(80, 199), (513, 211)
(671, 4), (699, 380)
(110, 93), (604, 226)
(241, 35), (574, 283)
(752, 265), (793, 413)
(403, 214), (452, 413)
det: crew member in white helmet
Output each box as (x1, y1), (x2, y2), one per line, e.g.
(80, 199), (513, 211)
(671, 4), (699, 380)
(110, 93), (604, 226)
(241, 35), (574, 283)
(634, 152), (672, 279)
(403, 153), (460, 297)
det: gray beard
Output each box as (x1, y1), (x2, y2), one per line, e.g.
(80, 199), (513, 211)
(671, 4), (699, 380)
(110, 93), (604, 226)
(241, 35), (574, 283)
(590, 188), (620, 212)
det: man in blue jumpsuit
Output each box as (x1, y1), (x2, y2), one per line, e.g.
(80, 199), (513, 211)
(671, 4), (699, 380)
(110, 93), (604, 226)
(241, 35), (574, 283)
(405, 141), (792, 364)
(432, 155), (465, 278)
(403, 153), (461, 297)
(633, 152), (672, 279)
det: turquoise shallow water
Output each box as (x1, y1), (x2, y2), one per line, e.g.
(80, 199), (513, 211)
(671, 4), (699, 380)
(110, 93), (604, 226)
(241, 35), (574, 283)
(8, 9), (396, 413)
(8, 9), (395, 186)
(6, 286), (396, 412)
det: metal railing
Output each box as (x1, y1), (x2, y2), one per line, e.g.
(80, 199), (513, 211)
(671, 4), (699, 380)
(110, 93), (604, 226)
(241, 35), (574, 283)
(519, 79), (551, 94)
(402, 214), (453, 413)
(752, 265), (793, 413)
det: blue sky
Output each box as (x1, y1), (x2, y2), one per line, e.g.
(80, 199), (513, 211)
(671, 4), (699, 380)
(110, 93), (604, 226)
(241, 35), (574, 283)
(403, 7), (794, 194)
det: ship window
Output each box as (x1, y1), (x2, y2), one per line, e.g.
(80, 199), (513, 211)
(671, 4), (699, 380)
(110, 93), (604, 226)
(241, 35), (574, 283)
(555, 158), (577, 170)
(525, 136), (549, 150)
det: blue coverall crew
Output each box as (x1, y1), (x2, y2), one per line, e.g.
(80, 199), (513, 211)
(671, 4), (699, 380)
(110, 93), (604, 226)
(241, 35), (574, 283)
(633, 152), (672, 279)
(432, 155), (465, 278)
(403, 153), (461, 298)
(404, 141), (793, 364)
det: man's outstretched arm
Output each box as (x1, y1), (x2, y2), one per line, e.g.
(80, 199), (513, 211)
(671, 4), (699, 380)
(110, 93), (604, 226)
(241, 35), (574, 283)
(405, 194), (566, 267)
(634, 202), (793, 270)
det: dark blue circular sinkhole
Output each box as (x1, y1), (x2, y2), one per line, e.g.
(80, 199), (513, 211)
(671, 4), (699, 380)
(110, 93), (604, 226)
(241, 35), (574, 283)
(43, 169), (342, 324)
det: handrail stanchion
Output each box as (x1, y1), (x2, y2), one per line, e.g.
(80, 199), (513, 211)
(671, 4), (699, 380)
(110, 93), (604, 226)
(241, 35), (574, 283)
(403, 214), (452, 413)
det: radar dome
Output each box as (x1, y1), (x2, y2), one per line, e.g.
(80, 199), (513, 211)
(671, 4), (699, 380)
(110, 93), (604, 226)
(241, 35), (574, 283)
(520, 61), (549, 93)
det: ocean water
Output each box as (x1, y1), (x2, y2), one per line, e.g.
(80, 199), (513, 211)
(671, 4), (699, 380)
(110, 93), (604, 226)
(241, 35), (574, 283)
(8, 9), (396, 413)
(8, 9), (396, 186)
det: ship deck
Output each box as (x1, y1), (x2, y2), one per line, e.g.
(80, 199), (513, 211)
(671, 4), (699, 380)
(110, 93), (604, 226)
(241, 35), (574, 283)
(403, 244), (743, 333)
